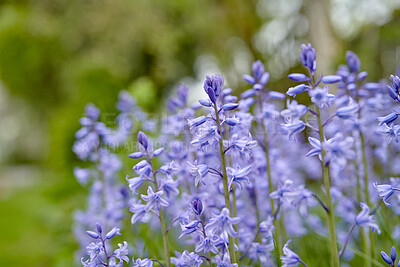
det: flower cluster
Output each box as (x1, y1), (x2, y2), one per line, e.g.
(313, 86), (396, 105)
(72, 43), (400, 267)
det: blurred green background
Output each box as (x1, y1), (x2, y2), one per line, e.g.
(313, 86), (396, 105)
(1, 0), (400, 266)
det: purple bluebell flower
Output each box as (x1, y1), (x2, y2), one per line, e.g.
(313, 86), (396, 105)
(129, 201), (147, 224)
(281, 240), (306, 267)
(227, 164), (252, 189)
(373, 182), (396, 206)
(187, 161), (209, 186)
(336, 99), (359, 119)
(300, 43), (317, 75)
(322, 75), (342, 84)
(286, 84), (307, 97)
(129, 152), (145, 159)
(306, 137), (322, 160)
(132, 258), (153, 267)
(355, 202), (381, 234)
(187, 116), (207, 130)
(113, 241), (129, 264)
(137, 131), (149, 150)
(377, 112), (398, 126)
(288, 73), (310, 82)
(222, 103), (239, 111)
(346, 51), (360, 73)
(282, 119), (305, 140)
(379, 123), (400, 143)
(179, 220), (200, 238)
(392, 246), (397, 263)
(141, 186), (169, 212)
(308, 86), (334, 108)
(206, 208), (240, 237)
(214, 254), (238, 267)
(105, 227), (121, 239)
(171, 251), (203, 267)
(381, 250), (393, 266)
(191, 198), (204, 216)
(126, 175), (143, 195)
(195, 235), (219, 254)
(387, 75), (400, 102)
(243, 60), (270, 91)
(204, 75), (223, 103)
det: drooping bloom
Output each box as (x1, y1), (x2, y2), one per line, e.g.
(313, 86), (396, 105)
(113, 241), (129, 264)
(205, 208), (240, 237)
(373, 182), (396, 206)
(141, 186), (169, 212)
(355, 202), (381, 234)
(281, 240), (305, 267)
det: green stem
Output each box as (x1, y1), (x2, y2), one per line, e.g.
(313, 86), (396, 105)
(214, 104), (237, 264)
(257, 94), (282, 267)
(359, 131), (375, 264)
(316, 107), (340, 267)
(150, 159), (171, 267)
(353, 137), (370, 267)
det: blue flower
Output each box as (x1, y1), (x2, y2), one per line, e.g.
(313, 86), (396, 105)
(214, 254), (238, 267)
(380, 250), (393, 266)
(113, 241), (129, 264)
(308, 86), (334, 108)
(206, 208), (240, 237)
(379, 123), (400, 143)
(227, 164), (252, 190)
(187, 161), (209, 186)
(286, 84), (307, 97)
(179, 220), (200, 238)
(377, 112), (398, 126)
(243, 60), (270, 91)
(204, 75), (223, 103)
(355, 202), (381, 234)
(281, 240), (305, 267)
(195, 235), (219, 254)
(336, 99), (359, 119)
(141, 186), (169, 212)
(300, 43), (317, 75)
(282, 119), (305, 140)
(387, 75), (400, 102)
(132, 258), (153, 267)
(171, 251), (203, 267)
(346, 51), (361, 73)
(373, 182), (396, 206)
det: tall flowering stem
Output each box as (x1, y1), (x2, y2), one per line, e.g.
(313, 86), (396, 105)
(316, 107), (340, 267)
(149, 157), (171, 267)
(258, 94), (282, 267)
(213, 103), (237, 263)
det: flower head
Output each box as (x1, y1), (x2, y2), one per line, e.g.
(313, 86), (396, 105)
(300, 43), (316, 75)
(355, 202), (381, 234)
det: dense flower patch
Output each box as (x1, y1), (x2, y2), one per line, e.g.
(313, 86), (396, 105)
(73, 43), (400, 267)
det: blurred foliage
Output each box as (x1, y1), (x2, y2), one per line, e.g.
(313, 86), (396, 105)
(0, 0), (400, 266)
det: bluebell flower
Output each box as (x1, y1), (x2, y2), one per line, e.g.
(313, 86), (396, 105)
(227, 134), (257, 153)
(281, 99), (308, 120)
(141, 186), (169, 212)
(308, 86), (334, 108)
(214, 254), (238, 267)
(206, 208), (240, 237)
(126, 175), (143, 195)
(322, 75), (342, 84)
(300, 43), (317, 75)
(281, 240), (305, 267)
(306, 137), (322, 160)
(195, 235), (219, 254)
(129, 152), (145, 159)
(179, 220), (200, 238)
(137, 131), (149, 150)
(282, 119), (305, 140)
(286, 84), (307, 97)
(130, 201), (147, 224)
(113, 241), (129, 264)
(224, 116), (241, 127)
(227, 164), (252, 190)
(187, 116), (207, 130)
(373, 182), (396, 206)
(288, 73), (310, 82)
(86, 242), (104, 261)
(355, 202), (381, 234)
(132, 258), (153, 267)
(191, 198), (204, 216)
(336, 99), (359, 119)
(387, 75), (400, 102)
(105, 227), (121, 239)
(190, 125), (220, 148)
(346, 51), (361, 73)
(379, 123), (400, 143)
(392, 246), (397, 263)
(171, 251), (203, 267)
(204, 74), (223, 103)
(377, 112), (398, 126)
(221, 103), (239, 111)
(381, 250), (393, 266)
(74, 167), (91, 185)
(160, 179), (179, 197)
(187, 161), (209, 186)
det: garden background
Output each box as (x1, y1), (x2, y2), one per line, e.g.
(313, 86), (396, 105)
(1, 0), (400, 266)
